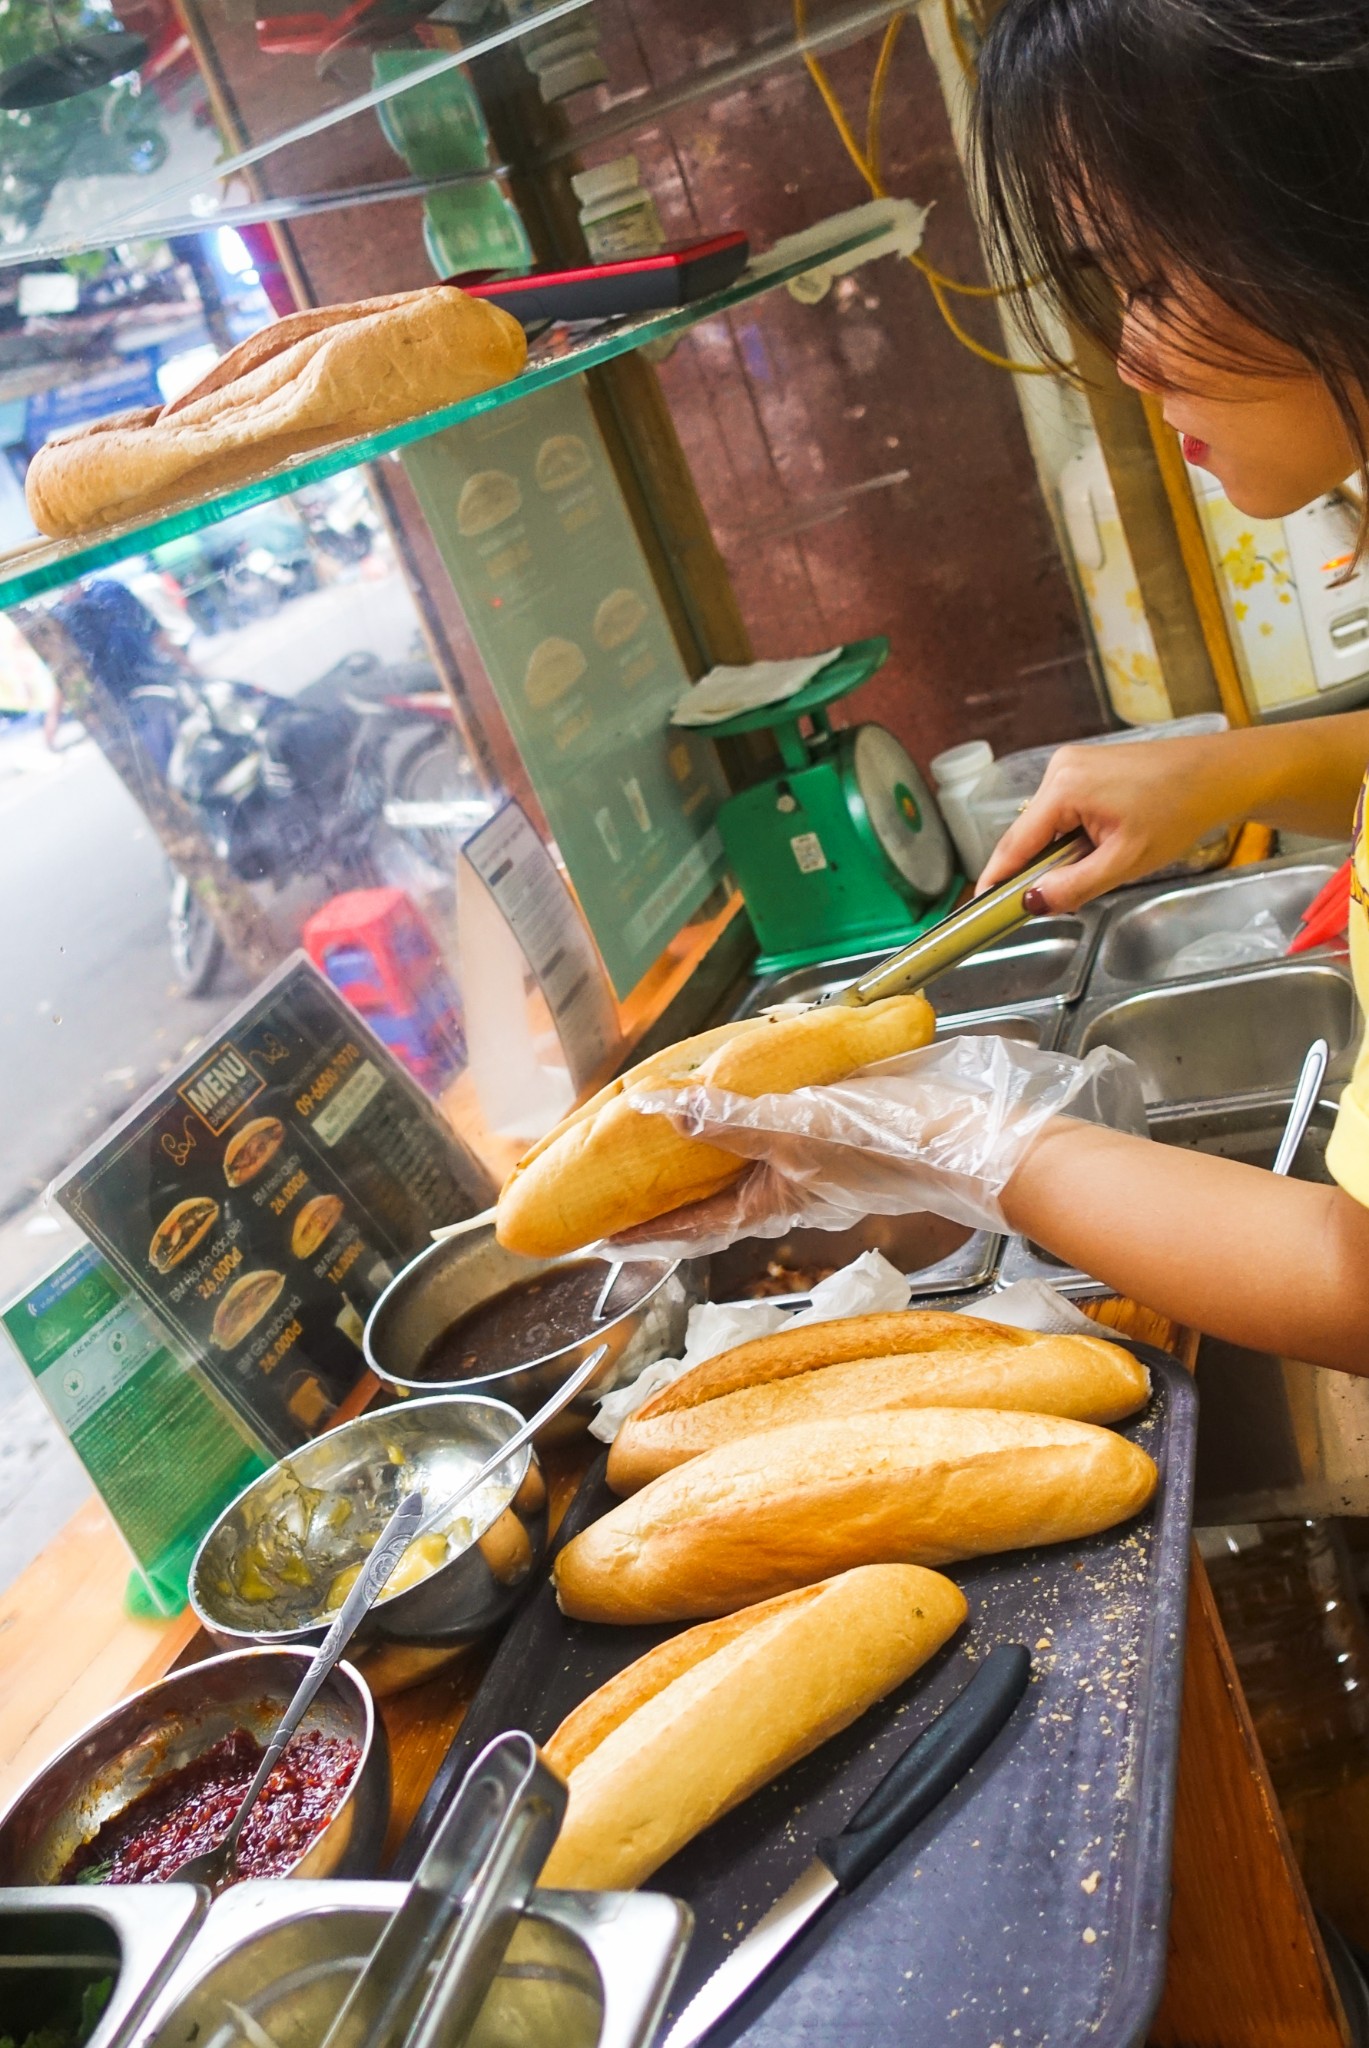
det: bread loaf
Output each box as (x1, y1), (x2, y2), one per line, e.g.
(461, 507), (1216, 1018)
(495, 994), (936, 1259)
(539, 1564), (967, 1890)
(607, 1310), (1150, 1493)
(556, 1406), (1157, 1623)
(25, 287), (527, 539)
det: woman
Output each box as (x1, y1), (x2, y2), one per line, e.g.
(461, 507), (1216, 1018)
(653, 0), (1369, 1374)
(965, 0), (1369, 1369)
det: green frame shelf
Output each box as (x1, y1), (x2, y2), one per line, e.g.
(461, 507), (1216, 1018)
(0, 215), (890, 607)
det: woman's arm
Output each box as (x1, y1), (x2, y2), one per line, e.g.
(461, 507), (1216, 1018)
(977, 712), (1369, 913)
(1002, 1118), (1369, 1372)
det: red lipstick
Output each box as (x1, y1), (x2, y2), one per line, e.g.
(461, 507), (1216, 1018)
(1181, 433), (1211, 466)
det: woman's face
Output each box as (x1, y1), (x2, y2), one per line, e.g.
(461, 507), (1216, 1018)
(1114, 270), (1358, 517)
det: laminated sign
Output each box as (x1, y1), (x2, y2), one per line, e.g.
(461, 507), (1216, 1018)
(53, 955), (492, 1454)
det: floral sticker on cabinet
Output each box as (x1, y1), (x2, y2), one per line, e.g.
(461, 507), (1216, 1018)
(1190, 470), (1319, 713)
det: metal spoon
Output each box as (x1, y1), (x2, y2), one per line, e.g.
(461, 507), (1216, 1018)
(1272, 1039), (1329, 1178)
(168, 1489), (423, 1892)
(414, 1341), (608, 1545)
(592, 1260), (623, 1320)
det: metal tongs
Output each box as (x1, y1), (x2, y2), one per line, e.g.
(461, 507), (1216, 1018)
(319, 1729), (566, 2048)
(828, 829), (1091, 1007)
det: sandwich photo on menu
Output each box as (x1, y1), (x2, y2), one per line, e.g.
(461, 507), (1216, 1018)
(290, 1194), (345, 1261)
(212, 1269), (286, 1350)
(147, 1195), (220, 1274)
(224, 1116), (286, 1188)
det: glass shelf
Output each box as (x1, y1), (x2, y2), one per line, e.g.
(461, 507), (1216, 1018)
(0, 0), (589, 269)
(0, 213), (889, 607)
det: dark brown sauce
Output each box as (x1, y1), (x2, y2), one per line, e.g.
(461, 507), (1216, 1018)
(416, 1261), (653, 1380)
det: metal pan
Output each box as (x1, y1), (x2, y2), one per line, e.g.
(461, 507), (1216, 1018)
(829, 831), (1089, 1007)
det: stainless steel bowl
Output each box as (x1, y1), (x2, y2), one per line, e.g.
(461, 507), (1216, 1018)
(363, 1228), (698, 1435)
(189, 1394), (548, 1653)
(0, 1649), (387, 1888)
(132, 1879), (690, 2048)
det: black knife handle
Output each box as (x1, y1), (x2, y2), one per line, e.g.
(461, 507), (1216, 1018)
(816, 1644), (1031, 1892)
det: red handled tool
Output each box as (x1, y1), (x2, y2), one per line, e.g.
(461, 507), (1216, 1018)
(1286, 858), (1352, 955)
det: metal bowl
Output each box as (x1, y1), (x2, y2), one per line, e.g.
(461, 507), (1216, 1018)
(363, 1228), (698, 1437)
(0, 1648), (387, 1888)
(189, 1394), (548, 1653)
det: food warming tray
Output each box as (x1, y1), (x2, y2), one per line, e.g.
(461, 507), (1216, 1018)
(398, 1349), (1197, 2048)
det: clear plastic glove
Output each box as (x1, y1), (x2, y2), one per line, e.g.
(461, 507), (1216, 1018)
(603, 1033), (1148, 1260)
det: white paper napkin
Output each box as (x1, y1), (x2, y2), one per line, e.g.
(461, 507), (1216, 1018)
(589, 1258), (1109, 1442)
(670, 651), (843, 727)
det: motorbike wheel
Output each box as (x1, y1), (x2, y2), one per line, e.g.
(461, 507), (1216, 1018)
(386, 728), (488, 872)
(169, 872), (225, 998)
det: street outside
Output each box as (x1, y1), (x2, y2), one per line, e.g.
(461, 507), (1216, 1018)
(0, 565), (434, 1590)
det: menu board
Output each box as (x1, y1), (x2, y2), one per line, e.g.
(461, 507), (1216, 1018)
(401, 375), (730, 997)
(52, 956), (494, 1454)
(3, 1248), (270, 1614)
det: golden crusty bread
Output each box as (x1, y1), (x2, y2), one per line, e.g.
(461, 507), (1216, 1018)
(556, 1405), (1158, 1623)
(25, 287), (527, 539)
(495, 994), (936, 1258)
(606, 1310), (1150, 1493)
(539, 1565), (967, 1890)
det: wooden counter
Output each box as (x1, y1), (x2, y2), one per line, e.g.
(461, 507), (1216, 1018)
(0, 1282), (1353, 2044)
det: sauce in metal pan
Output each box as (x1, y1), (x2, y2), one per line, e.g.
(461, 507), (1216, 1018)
(61, 1726), (360, 1884)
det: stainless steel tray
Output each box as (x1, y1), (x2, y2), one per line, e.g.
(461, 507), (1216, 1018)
(734, 913), (1101, 1020)
(0, 1884), (203, 2048)
(1062, 958), (1359, 1107)
(999, 1087), (1345, 1298)
(128, 1880), (689, 2048)
(1086, 855), (1345, 998)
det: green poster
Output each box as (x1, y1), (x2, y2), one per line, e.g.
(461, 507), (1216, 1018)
(402, 376), (729, 996)
(3, 1247), (270, 1613)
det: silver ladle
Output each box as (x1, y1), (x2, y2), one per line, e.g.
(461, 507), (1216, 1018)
(1272, 1038), (1329, 1178)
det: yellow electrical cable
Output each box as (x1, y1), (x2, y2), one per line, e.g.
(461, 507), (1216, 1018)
(793, 0), (1053, 374)
(865, 13), (902, 178)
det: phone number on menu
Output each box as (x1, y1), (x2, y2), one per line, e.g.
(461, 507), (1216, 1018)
(295, 1043), (362, 1119)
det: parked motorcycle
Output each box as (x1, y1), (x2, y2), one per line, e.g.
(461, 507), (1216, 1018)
(163, 650), (490, 995)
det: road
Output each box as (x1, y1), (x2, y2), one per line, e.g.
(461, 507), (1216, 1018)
(0, 566), (426, 1224)
(0, 567), (434, 1589)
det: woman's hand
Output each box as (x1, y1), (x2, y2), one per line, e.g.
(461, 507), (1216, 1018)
(975, 735), (1242, 912)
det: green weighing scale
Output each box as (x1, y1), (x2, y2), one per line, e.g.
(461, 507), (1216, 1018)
(706, 638), (962, 973)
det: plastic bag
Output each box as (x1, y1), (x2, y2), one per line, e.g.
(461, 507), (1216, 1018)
(1160, 906), (1287, 980)
(604, 1033), (1148, 1260)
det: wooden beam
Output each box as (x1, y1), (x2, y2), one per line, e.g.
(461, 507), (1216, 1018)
(1073, 331), (1225, 720)
(1142, 394), (1254, 727)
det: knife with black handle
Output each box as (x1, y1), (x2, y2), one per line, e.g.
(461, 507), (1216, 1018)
(660, 1643), (1032, 2048)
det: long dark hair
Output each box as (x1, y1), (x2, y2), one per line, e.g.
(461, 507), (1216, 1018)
(972, 0), (1369, 475)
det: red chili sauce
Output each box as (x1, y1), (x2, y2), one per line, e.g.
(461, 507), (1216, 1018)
(61, 1726), (361, 1885)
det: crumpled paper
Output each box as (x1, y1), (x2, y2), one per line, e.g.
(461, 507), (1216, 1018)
(589, 1256), (1109, 1442)
(589, 1249), (911, 1442)
(955, 1279), (1104, 1338)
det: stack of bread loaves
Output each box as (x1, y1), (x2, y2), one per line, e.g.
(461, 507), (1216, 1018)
(537, 1305), (1158, 1889)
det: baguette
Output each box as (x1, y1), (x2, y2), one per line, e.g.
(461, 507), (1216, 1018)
(495, 994), (935, 1258)
(607, 1310), (1150, 1493)
(556, 1406), (1157, 1623)
(539, 1564), (967, 1890)
(25, 287), (527, 539)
